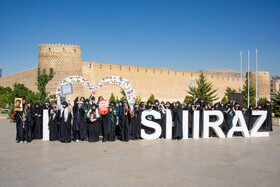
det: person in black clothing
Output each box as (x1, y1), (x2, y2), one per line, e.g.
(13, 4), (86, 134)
(105, 106), (117, 142)
(87, 104), (101, 142)
(14, 98), (26, 143)
(173, 101), (183, 140)
(146, 100), (153, 110)
(49, 101), (59, 141)
(43, 101), (51, 112)
(59, 101), (71, 143)
(154, 99), (160, 111)
(133, 103), (141, 140)
(33, 102), (42, 139)
(73, 101), (87, 142)
(119, 100), (131, 142)
(24, 102), (34, 142)
(264, 101), (273, 131)
(225, 105), (235, 134)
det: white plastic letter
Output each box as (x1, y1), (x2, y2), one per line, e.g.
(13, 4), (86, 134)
(165, 109), (172, 140)
(250, 110), (269, 137)
(43, 109), (49, 141)
(141, 110), (162, 140)
(203, 110), (225, 138)
(193, 110), (200, 139)
(227, 111), (250, 138)
(182, 110), (189, 139)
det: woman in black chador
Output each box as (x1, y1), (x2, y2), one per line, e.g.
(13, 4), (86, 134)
(49, 101), (59, 141)
(184, 102), (193, 137)
(24, 102), (34, 142)
(226, 104), (235, 134)
(14, 99), (27, 143)
(264, 101), (273, 131)
(104, 106), (117, 142)
(133, 103), (141, 140)
(87, 104), (101, 142)
(131, 103), (141, 140)
(33, 102), (42, 139)
(73, 101), (87, 141)
(59, 101), (71, 143)
(119, 100), (131, 142)
(173, 101), (183, 140)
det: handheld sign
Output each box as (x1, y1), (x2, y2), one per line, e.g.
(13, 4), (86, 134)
(14, 98), (23, 112)
(98, 99), (109, 115)
(61, 84), (73, 95)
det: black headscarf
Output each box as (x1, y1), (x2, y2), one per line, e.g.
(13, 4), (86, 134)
(34, 102), (41, 114)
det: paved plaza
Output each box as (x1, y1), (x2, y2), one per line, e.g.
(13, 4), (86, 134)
(0, 120), (279, 186)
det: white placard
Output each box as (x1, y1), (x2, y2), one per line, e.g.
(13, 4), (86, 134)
(61, 84), (73, 95)
(43, 109), (49, 141)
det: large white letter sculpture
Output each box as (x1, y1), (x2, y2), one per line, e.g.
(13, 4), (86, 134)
(192, 110), (200, 139)
(227, 111), (250, 138)
(165, 109), (173, 140)
(182, 111), (189, 139)
(203, 110), (225, 138)
(42, 109), (49, 141)
(141, 110), (162, 140)
(250, 110), (269, 137)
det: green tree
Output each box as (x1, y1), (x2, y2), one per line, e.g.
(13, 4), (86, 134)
(120, 89), (127, 101)
(225, 87), (237, 98)
(187, 71), (218, 104)
(221, 96), (228, 105)
(109, 92), (116, 103)
(242, 77), (256, 108)
(147, 94), (156, 103)
(220, 87), (237, 105)
(135, 96), (142, 104)
(8, 83), (32, 104)
(257, 97), (268, 106)
(183, 95), (194, 104)
(8, 83), (35, 118)
(48, 94), (56, 101)
(36, 68), (55, 102)
(0, 86), (12, 108)
(26, 92), (41, 106)
(116, 96), (120, 102)
(272, 91), (280, 117)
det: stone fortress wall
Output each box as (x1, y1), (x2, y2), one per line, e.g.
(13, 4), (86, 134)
(0, 44), (271, 103)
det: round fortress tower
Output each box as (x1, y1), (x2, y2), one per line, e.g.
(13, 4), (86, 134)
(38, 44), (83, 96)
(247, 71), (270, 101)
(38, 43), (81, 72)
(251, 71), (271, 101)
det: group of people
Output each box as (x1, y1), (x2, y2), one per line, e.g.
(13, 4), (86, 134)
(13, 96), (273, 144)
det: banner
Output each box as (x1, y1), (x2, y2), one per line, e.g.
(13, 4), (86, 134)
(98, 99), (109, 115)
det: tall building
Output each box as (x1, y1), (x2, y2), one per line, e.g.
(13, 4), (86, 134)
(271, 80), (280, 95)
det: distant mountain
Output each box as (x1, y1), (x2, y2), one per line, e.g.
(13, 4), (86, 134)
(271, 76), (280, 80)
(202, 68), (245, 77)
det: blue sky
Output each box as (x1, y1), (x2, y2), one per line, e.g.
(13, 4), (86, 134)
(0, 0), (279, 76)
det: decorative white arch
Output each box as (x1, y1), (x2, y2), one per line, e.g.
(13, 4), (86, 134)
(93, 76), (136, 108)
(56, 75), (95, 104)
(56, 75), (136, 109)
